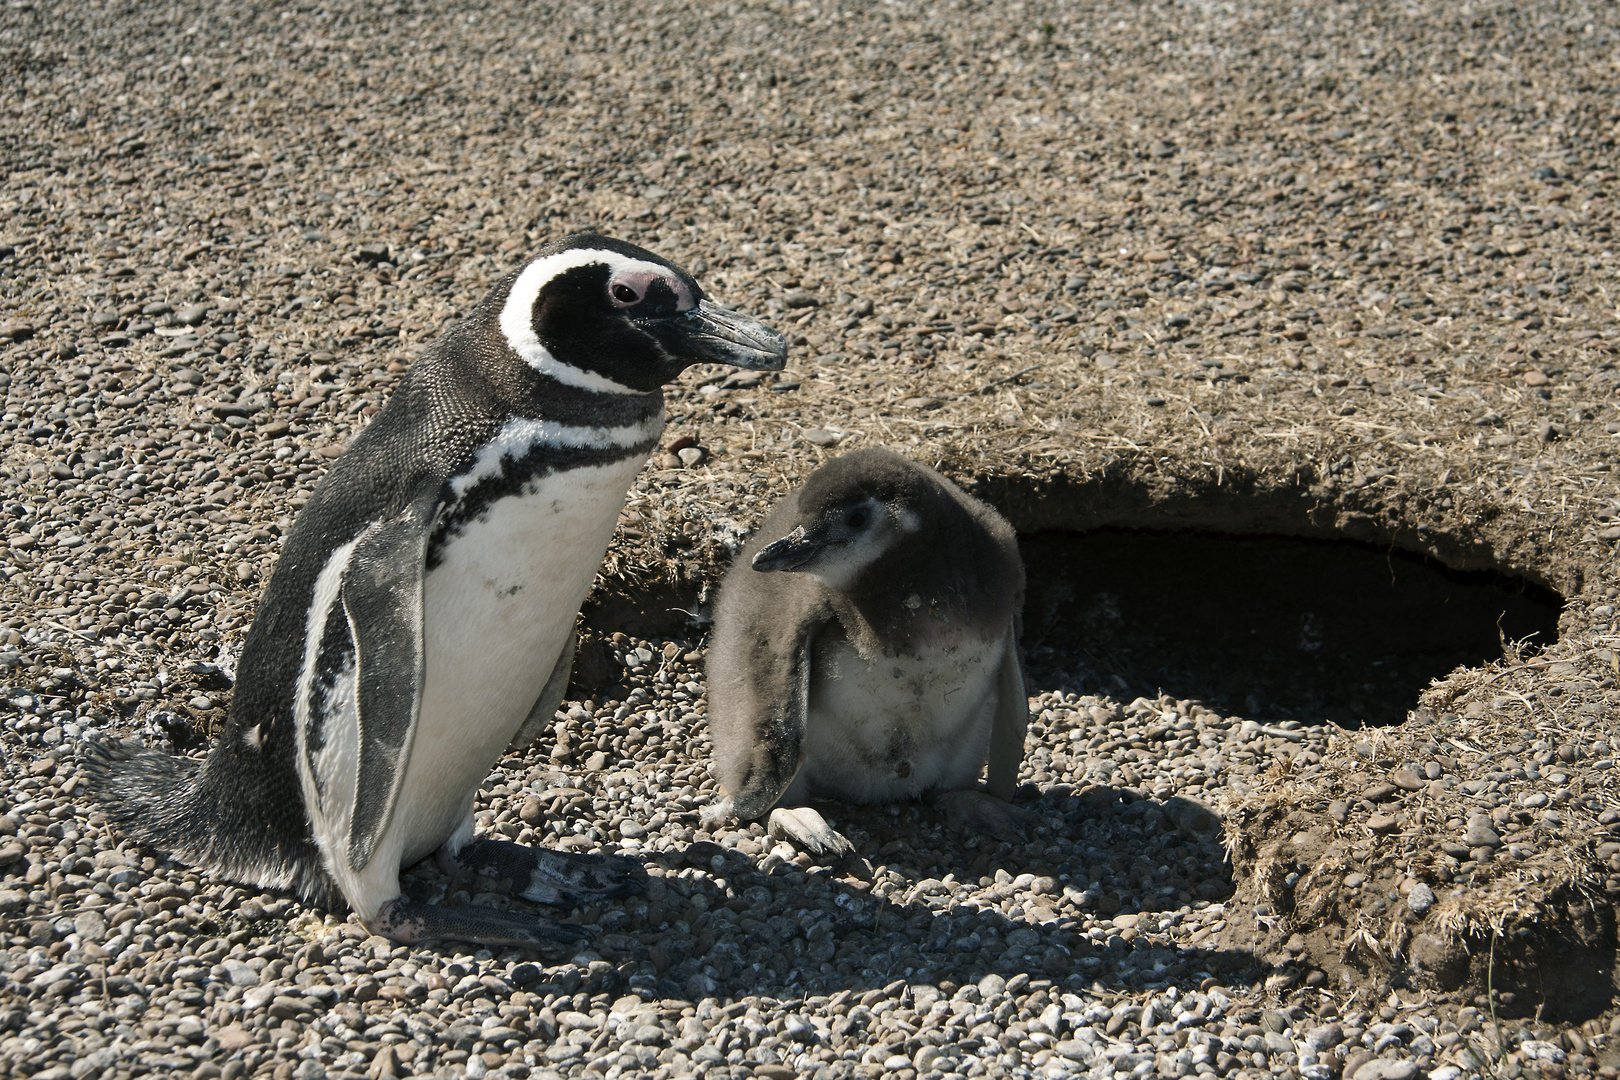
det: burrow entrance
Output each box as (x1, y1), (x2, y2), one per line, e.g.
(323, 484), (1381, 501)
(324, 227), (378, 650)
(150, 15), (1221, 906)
(1019, 529), (1564, 728)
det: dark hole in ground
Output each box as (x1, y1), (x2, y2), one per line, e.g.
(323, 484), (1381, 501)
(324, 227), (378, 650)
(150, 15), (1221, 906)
(1020, 529), (1564, 728)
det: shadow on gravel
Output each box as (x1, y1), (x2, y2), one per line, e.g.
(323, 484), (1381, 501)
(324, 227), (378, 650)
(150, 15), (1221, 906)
(1021, 528), (1563, 728)
(604, 785), (1252, 1002)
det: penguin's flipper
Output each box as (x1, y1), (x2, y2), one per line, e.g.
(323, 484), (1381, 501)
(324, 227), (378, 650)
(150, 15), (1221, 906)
(507, 632), (577, 751)
(341, 495), (442, 874)
(728, 629), (815, 822)
(443, 838), (646, 905)
(983, 624), (1030, 801)
(767, 805), (854, 858)
(368, 896), (593, 949)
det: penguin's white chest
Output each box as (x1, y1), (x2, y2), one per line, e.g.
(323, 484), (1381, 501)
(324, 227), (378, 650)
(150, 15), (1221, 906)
(803, 631), (1006, 803)
(391, 455), (646, 865)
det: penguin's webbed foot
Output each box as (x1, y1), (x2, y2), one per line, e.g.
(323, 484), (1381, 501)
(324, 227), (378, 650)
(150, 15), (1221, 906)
(767, 806), (855, 859)
(442, 838), (647, 907)
(935, 788), (1039, 844)
(367, 897), (593, 949)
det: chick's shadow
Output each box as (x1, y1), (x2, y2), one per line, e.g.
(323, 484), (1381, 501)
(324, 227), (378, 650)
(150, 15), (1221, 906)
(562, 785), (1258, 1003)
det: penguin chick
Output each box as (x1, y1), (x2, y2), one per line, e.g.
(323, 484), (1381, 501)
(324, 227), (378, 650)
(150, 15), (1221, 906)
(84, 234), (786, 949)
(707, 448), (1034, 856)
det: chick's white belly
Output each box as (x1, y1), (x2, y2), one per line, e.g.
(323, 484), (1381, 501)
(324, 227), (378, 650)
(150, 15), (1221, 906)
(384, 457), (643, 868)
(802, 634), (1005, 803)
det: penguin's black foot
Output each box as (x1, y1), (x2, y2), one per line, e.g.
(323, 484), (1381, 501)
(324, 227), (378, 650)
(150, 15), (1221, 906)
(935, 788), (1040, 844)
(440, 839), (647, 907)
(767, 806), (856, 859)
(367, 897), (593, 949)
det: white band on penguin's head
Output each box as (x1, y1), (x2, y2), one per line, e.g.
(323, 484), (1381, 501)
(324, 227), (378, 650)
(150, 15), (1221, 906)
(498, 248), (675, 395)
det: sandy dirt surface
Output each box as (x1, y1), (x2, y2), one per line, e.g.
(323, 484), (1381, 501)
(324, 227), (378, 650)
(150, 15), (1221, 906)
(3, 2), (1620, 1079)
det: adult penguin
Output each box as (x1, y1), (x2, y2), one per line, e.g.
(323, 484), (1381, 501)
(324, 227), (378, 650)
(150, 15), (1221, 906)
(86, 235), (787, 947)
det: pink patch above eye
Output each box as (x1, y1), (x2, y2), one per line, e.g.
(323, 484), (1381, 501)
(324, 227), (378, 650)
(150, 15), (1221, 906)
(607, 268), (695, 311)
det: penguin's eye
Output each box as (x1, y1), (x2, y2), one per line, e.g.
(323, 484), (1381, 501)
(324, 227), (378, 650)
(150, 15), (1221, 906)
(846, 508), (869, 529)
(610, 282), (642, 306)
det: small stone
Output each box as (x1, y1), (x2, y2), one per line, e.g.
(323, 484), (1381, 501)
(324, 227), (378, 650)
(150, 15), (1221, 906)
(1351, 1058), (1419, 1080)
(1464, 815), (1501, 847)
(1389, 768), (1423, 791)
(177, 303), (209, 326)
(1366, 813), (1398, 833)
(1327, 800), (1349, 825)
(800, 428), (840, 447)
(1407, 882), (1436, 915)
(1363, 782), (1398, 802)
(1523, 370), (1550, 387)
(1341, 1050), (1375, 1079)
(72, 910), (107, 941)
(677, 446), (705, 467)
(367, 1045), (398, 1080)
(519, 797), (545, 825)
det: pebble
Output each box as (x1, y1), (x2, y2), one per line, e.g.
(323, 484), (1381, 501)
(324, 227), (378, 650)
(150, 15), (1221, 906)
(1351, 1058), (1421, 1080)
(1407, 882), (1437, 915)
(1464, 815), (1502, 847)
(1389, 768), (1423, 791)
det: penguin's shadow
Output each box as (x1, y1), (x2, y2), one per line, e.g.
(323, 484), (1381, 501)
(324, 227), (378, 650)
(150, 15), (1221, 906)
(627, 785), (1256, 1001)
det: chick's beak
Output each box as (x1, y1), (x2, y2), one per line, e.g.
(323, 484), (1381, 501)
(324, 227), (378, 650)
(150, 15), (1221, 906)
(751, 527), (833, 573)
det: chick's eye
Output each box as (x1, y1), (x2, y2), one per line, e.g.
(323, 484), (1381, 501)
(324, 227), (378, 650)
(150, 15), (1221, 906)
(611, 282), (641, 305)
(847, 508), (869, 529)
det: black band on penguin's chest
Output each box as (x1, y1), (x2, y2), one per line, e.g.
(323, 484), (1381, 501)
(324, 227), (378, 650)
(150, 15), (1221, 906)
(427, 436), (656, 569)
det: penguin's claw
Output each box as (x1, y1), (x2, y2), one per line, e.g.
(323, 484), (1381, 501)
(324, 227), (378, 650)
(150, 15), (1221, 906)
(443, 838), (647, 907)
(367, 897), (593, 949)
(767, 806), (855, 859)
(935, 788), (1039, 844)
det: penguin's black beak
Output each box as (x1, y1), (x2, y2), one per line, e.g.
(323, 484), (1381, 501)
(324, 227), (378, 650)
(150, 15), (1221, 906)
(663, 300), (787, 372)
(752, 527), (835, 573)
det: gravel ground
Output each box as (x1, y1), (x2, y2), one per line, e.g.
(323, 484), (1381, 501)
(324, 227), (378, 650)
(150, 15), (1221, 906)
(4, 1), (1620, 1079)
